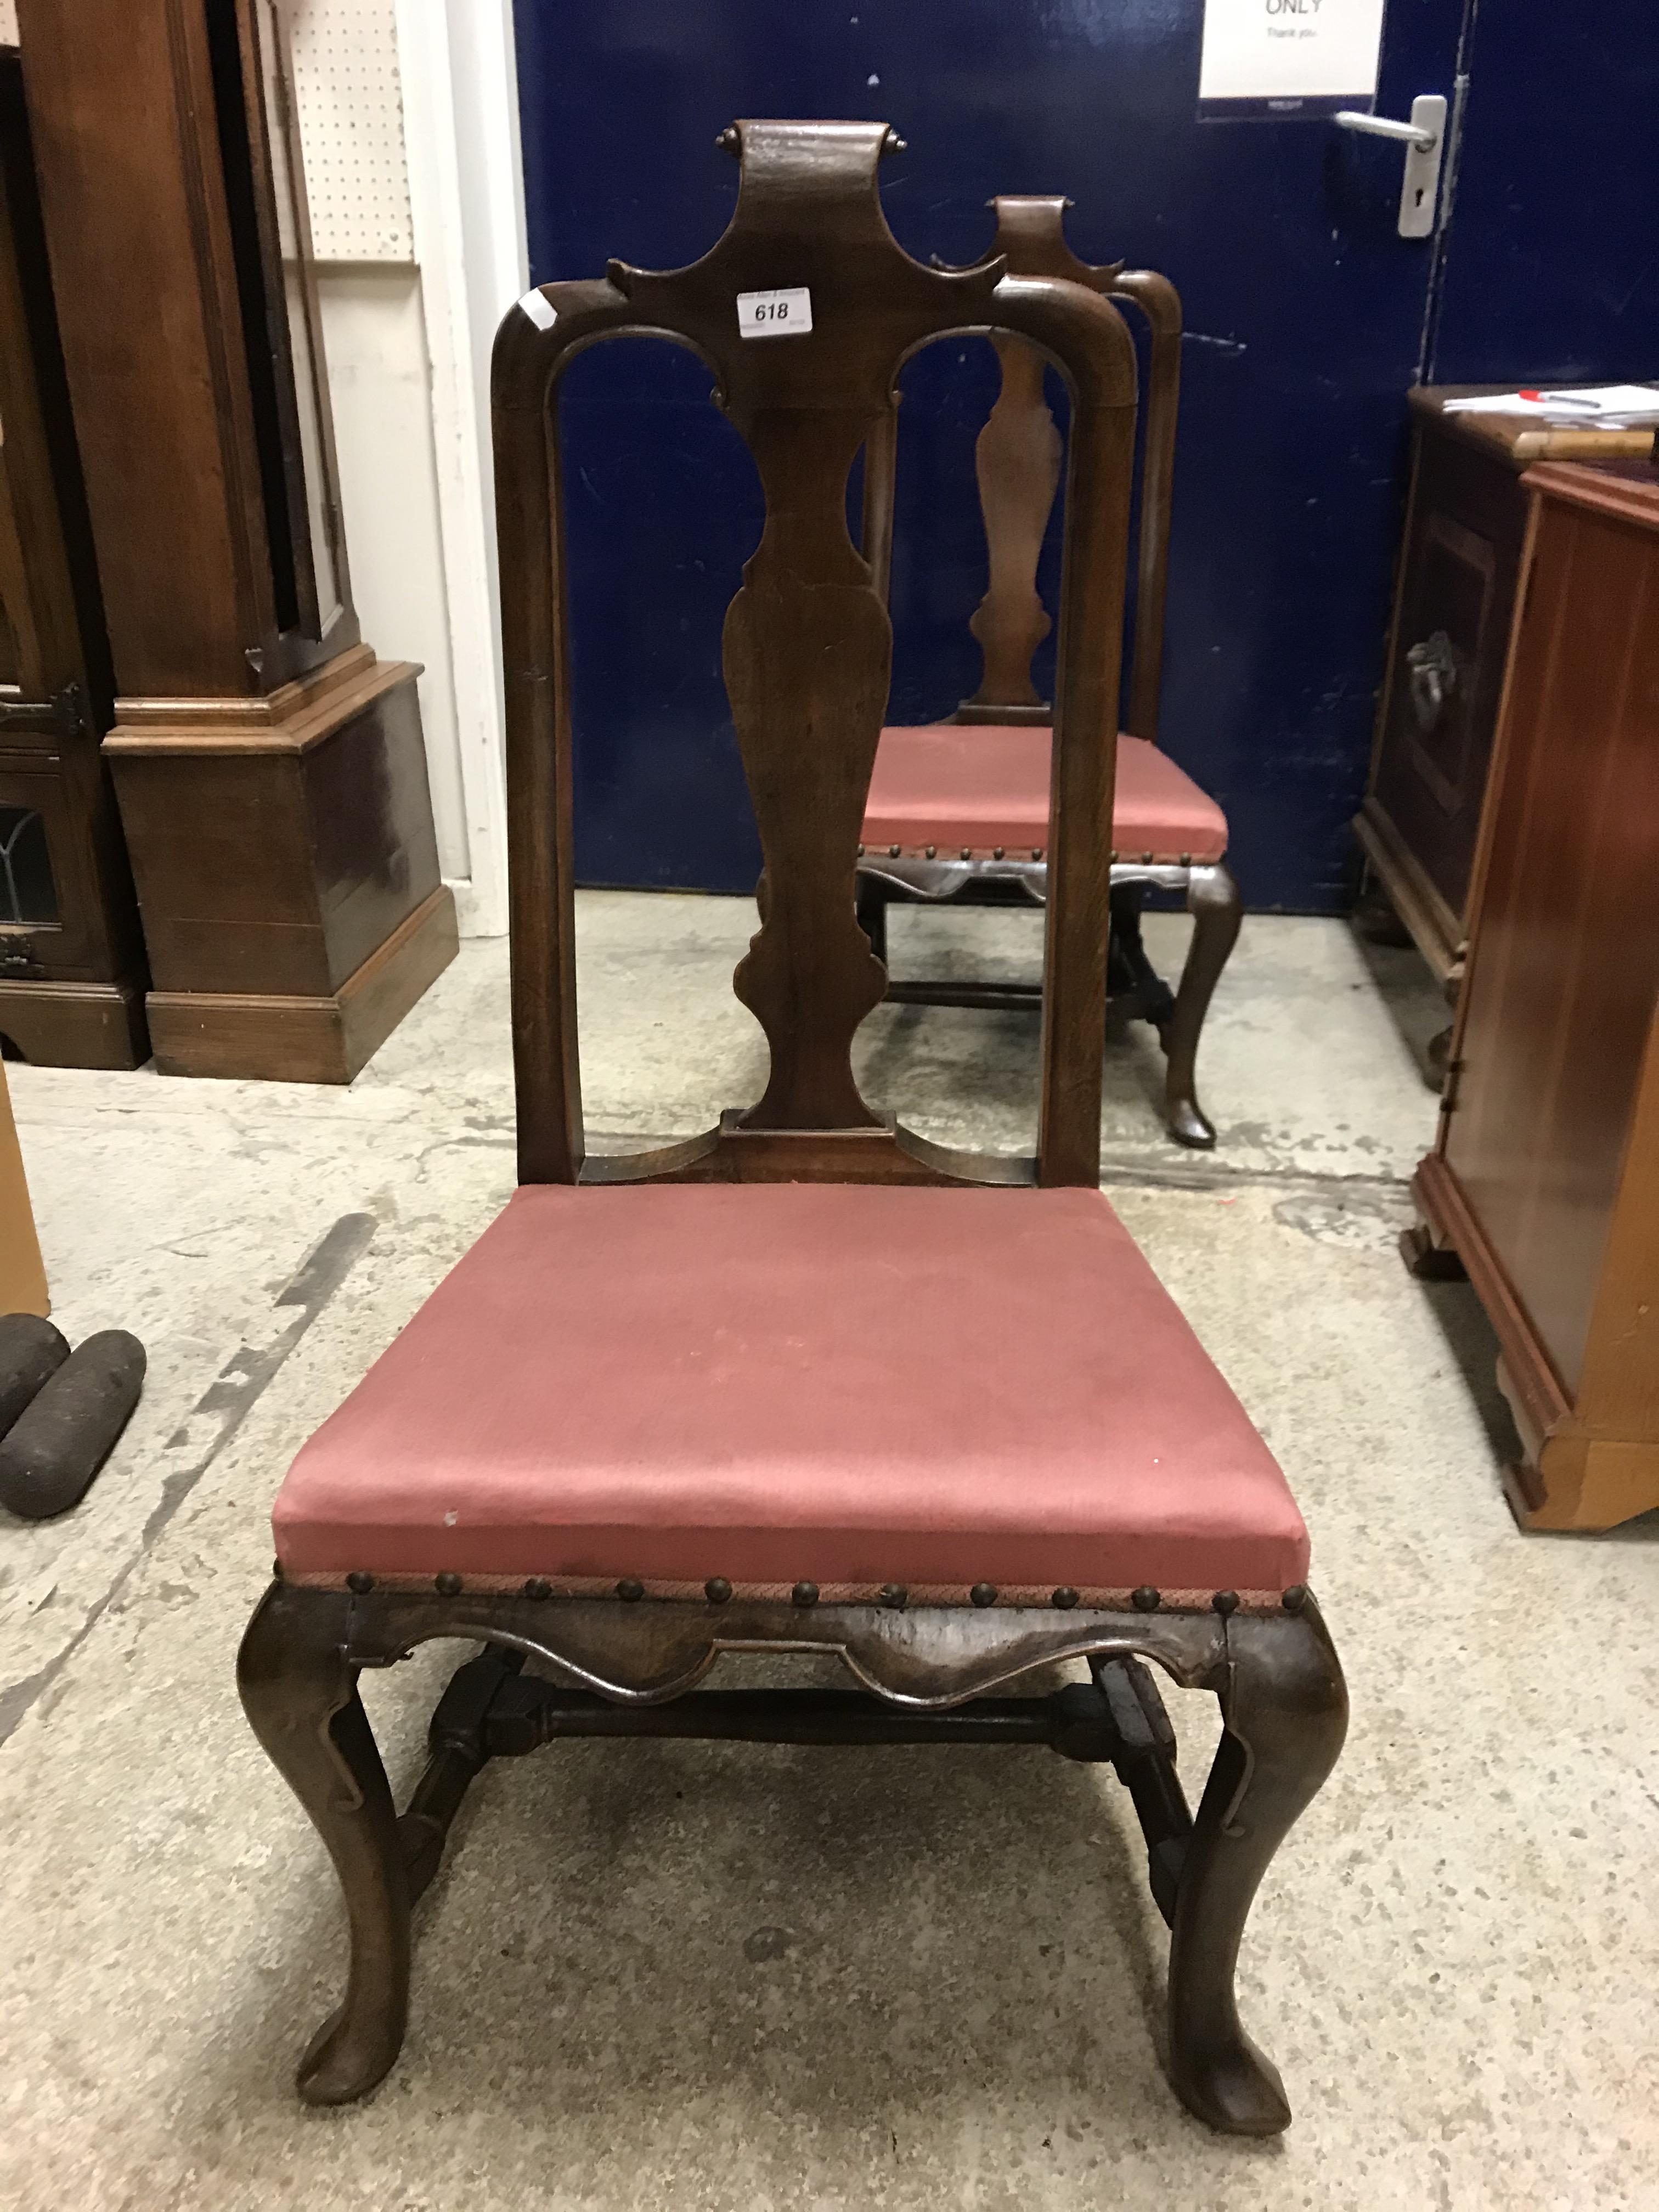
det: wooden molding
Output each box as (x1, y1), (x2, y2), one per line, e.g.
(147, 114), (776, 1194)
(0, 973), (149, 1068)
(1519, 460), (1659, 531)
(105, 647), (419, 757)
(146, 884), (456, 1082)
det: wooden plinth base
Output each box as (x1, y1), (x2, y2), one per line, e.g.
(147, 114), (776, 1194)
(0, 974), (150, 1069)
(107, 647), (454, 1084)
(1408, 1153), (1659, 1532)
(146, 885), (456, 1084)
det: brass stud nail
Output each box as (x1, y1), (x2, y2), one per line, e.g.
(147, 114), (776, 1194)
(970, 1581), (997, 1608)
(856, 843), (865, 857)
(1132, 1585), (1160, 1612)
(346, 1571), (374, 1595)
(792, 1580), (819, 1607)
(925, 844), (936, 859)
(889, 844), (901, 858)
(617, 1577), (645, 1602)
(879, 1583), (908, 1610)
(1052, 1585), (1079, 1610)
(1141, 850), (1153, 865)
(705, 1576), (732, 1605)
(524, 1577), (551, 1600)
(435, 1571), (462, 1597)
(1281, 1584), (1308, 1614)
(273, 1558), (284, 1582)
(993, 845), (1005, 860)
(1110, 849), (1119, 863)
(1031, 847), (1043, 861)
(960, 845), (972, 860)
(715, 125), (739, 155)
(1212, 1589), (1239, 1616)
(1179, 851), (1192, 867)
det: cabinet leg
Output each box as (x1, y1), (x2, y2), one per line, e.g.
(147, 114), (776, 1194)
(1400, 1219), (1465, 1281)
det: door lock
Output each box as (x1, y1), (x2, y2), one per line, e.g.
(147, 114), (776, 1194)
(1335, 94), (1448, 239)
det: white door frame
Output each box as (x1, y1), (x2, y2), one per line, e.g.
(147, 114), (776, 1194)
(391, 0), (528, 937)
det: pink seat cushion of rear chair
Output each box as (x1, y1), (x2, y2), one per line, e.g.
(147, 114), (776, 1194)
(273, 1183), (1308, 1599)
(861, 724), (1228, 863)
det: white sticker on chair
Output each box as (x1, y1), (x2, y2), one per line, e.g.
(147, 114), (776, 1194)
(737, 287), (812, 338)
(518, 289), (558, 331)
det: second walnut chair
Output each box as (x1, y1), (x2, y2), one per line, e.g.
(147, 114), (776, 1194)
(857, 197), (1239, 1149)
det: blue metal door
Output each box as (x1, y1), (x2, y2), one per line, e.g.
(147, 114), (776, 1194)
(511, 0), (1652, 910)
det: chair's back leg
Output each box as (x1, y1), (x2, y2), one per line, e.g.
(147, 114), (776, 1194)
(1162, 861), (1242, 1150)
(238, 1584), (412, 2105)
(860, 402), (898, 608)
(1166, 1601), (1347, 2135)
(855, 871), (890, 964)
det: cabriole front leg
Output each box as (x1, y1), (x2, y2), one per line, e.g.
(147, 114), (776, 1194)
(1162, 861), (1242, 1149)
(1166, 1600), (1347, 2135)
(238, 1583), (412, 2104)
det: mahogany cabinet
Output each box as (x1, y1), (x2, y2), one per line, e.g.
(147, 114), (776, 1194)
(0, 47), (148, 1068)
(1357, 387), (1654, 988)
(14, 0), (455, 1081)
(1408, 463), (1659, 1532)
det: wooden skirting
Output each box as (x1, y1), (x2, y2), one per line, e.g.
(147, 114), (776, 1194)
(146, 885), (457, 1084)
(0, 974), (150, 1069)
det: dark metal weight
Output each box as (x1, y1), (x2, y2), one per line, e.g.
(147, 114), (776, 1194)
(0, 1328), (145, 1519)
(0, 1313), (70, 1438)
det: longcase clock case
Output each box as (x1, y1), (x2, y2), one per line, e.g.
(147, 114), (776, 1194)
(16, 0), (455, 1081)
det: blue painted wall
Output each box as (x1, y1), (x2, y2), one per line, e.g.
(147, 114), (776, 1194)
(513, 0), (1656, 911)
(1429, 5), (1659, 384)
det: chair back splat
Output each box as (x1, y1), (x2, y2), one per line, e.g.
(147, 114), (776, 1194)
(493, 123), (1137, 1192)
(862, 194), (1181, 745)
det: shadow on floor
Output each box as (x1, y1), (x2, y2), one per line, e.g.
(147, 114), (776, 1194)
(1347, 922), (1449, 1096)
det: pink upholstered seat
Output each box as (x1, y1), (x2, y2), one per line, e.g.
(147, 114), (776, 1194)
(274, 1183), (1307, 1601)
(862, 723), (1228, 864)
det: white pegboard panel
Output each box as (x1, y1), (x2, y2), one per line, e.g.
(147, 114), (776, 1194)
(287, 0), (414, 262)
(0, 2), (16, 44)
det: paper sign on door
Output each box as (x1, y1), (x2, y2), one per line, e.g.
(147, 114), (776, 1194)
(1199, 0), (1385, 119)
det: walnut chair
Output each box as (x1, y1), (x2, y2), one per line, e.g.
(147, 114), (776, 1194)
(238, 121), (1345, 2138)
(856, 198), (1239, 1149)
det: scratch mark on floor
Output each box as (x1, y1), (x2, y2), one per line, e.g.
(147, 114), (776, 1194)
(0, 1212), (377, 1749)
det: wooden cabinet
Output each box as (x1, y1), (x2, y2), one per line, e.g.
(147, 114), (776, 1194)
(1357, 387), (1654, 988)
(0, 1053), (48, 1314)
(14, 0), (455, 1081)
(0, 47), (148, 1068)
(1408, 463), (1659, 1532)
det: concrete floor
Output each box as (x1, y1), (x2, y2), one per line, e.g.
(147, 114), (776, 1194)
(2, 894), (1655, 2210)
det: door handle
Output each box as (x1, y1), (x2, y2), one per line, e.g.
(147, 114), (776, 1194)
(1335, 94), (1448, 239)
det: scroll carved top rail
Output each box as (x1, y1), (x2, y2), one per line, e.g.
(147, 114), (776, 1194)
(492, 121), (1137, 1191)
